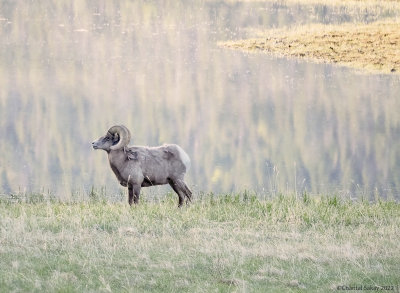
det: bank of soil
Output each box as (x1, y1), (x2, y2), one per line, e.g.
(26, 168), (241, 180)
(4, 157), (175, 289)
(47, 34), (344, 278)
(220, 22), (400, 74)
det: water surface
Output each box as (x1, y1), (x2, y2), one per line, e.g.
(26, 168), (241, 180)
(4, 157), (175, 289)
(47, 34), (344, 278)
(1, 0), (399, 199)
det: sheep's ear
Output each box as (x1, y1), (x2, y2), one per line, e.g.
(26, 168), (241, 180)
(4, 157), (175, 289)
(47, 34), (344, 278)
(112, 133), (120, 145)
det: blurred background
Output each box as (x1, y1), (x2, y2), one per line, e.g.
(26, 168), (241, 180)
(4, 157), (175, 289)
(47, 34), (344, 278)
(1, 0), (399, 199)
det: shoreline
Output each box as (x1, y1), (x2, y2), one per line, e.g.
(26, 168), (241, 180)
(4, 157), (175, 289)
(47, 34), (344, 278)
(219, 21), (400, 74)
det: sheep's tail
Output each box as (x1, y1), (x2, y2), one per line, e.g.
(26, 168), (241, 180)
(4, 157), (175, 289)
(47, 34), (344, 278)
(177, 179), (192, 202)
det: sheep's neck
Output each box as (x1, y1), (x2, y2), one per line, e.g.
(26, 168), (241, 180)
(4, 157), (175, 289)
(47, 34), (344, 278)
(108, 150), (127, 181)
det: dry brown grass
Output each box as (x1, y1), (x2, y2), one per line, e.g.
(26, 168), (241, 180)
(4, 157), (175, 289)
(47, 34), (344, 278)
(220, 21), (400, 73)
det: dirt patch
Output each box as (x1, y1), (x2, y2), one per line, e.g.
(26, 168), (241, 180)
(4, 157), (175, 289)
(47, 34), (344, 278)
(220, 22), (400, 74)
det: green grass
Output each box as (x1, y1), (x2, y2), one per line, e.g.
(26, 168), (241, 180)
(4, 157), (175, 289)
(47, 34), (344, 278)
(0, 192), (399, 292)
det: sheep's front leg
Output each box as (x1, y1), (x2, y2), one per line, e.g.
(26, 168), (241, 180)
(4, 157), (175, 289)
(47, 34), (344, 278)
(128, 184), (141, 205)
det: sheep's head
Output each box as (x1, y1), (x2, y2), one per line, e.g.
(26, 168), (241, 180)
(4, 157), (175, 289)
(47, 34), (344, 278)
(92, 125), (131, 152)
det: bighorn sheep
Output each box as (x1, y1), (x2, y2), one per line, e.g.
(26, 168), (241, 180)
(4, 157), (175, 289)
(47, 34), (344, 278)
(92, 125), (192, 207)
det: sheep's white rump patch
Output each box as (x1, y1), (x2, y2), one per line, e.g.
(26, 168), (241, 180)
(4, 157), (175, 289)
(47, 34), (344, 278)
(176, 145), (191, 171)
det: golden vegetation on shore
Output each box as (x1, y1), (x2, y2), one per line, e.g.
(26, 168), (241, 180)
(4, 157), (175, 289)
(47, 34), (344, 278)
(220, 0), (400, 73)
(224, 0), (400, 5)
(220, 21), (400, 73)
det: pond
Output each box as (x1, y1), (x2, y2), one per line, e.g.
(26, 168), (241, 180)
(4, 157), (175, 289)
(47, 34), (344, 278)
(1, 0), (399, 199)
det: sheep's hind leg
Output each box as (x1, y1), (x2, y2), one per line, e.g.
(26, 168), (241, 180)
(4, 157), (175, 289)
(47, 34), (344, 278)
(181, 180), (192, 203)
(168, 179), (185, 207)
(175, 179), (192, 203)
(128, 184), (141, 206)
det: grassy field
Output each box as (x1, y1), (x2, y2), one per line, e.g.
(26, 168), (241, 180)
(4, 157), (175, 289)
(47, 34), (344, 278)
(0, 192), (399, 292)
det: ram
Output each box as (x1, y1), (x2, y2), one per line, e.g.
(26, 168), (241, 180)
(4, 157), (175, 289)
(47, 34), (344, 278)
(92, 125), (192, 207)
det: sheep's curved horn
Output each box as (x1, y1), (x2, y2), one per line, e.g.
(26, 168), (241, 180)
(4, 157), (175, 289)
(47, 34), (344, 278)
(108, 125), (131, 150)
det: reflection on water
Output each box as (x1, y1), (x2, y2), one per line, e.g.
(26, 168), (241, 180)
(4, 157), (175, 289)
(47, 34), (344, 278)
(0, 0), (399, 199)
